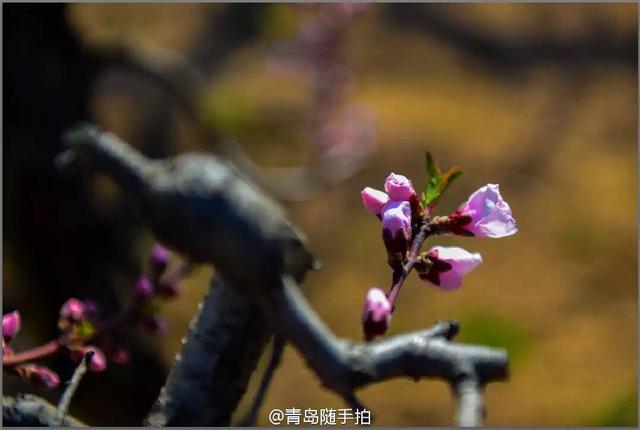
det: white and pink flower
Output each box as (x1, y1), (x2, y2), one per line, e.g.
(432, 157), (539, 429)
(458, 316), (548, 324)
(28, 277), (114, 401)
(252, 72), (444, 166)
(362, 287), (392, 340)
(420, 246), (483, 290)
(451, 184), (517, 238)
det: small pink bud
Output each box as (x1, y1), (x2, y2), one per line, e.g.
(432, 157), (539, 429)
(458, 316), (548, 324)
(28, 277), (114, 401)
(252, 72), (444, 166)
(3, 345), (14, 356)
(71, 346), (107, 372)
(362, 288), (392, 340)
(2, 311), (21, 343)
(82, 300), (99, 318)
(454, 184), (517, 238)
(156, 280), (181, 298)
(24, 365), (60, 388)
(149, 243), (171, 277)
(384, 173), (417, 201)
(381, 201), (412, 259)
(134, 276), (154, 299)
(60, 298), (85, 323)
(141, 315), (167, 335)
(420, 246), (483, 290)
(361, 187), (389, 216)
(106, 345), (130, 365)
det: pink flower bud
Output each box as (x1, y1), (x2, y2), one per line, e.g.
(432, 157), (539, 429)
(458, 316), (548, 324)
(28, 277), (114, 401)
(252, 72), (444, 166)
(105, 345), (130, 365)
(361, 187), (389, 216)
(420, 246), (483, 290)
(134, 276), (154, 299)
(455, 184), (517, 238)
(83, 300), (99, 318)
(384, 173), (417, 201)
(362, 288), (392, 340)
(381, 201), (412, 259)
(141, 315), (167, 335)
(24, 365), (60, 388)
(2, 311), (21, 343)
(156, 280), (181, 298)
(149, 244), (171, 276)
(60, 298), (85, 323)
(71, 346), (107, 372)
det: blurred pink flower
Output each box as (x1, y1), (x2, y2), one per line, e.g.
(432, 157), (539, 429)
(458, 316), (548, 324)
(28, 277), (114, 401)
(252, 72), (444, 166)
(384, 173), (416, 202)
(362, 287), (392, 340)
(25, 365), (60, 388)
(134, 276), (154, 299)
(420, 246), (483, 290)
(455, 184), (517, 238)
(361, 187), (389, 216)
(2, 311), (21, 343)
(59, 298), (85, 323)
(149, 243), (170, 276)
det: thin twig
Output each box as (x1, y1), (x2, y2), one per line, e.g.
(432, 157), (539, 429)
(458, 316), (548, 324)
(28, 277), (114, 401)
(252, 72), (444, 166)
(239, 334), (286, 426)
(54, 351), (93, 426)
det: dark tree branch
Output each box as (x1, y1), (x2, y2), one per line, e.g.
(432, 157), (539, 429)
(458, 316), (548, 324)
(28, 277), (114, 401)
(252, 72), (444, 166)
(239, 334), (286, 426)
(144, 274), (272, 426)
(3, 395), (86, 427)
(60, 124), (508, 426)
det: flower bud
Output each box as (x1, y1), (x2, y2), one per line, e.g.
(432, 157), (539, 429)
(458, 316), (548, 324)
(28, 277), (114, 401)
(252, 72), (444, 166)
(134, 276), (154, 299)
(149, 244), (170, 277)
(105, 345), (130, 365)
(21, 365), (60, 388)
(419, 246), (483, 290)
(453, 184), (517, 238)
(381, 200), (412, 261)
(361, 187), (389, 217)
(70, 346), (107, 372)
(59, 298), (85, 323)
(2, 311), (21, 343)
(362, 287), (392, 341)
(384, 173), (417, 201)
(141, 315), (167, 335)
(156, 280), (181, 298)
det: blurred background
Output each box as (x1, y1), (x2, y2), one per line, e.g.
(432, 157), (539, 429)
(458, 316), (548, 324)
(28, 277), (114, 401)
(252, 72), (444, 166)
(3, 3), (637, 426)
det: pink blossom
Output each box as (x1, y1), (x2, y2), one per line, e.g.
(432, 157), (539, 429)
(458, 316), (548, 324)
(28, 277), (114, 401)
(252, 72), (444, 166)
(59, 298), (85, 322)
(2, 311), (21, 343)
(384, 173), (416, 201)
(142, 315), (167, 335)
(455, 184), (517, 238)
(361, 187), (389, 216)
(362, 287), (392, 340)
(157, 280), (181, 298)
(71, 346), (107, 372)
(381, 201), (412, 238)
(149, 243), (170, 276)
(420, 246), (483, 290)
(25, 365), (60, 388)
(381, 200), (412, 258)
(134, 276), (154, 299)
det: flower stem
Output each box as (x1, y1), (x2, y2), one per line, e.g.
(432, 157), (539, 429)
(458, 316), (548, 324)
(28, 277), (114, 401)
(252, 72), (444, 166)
(387, 215), (432, 308)
(3, 340), (62, 366)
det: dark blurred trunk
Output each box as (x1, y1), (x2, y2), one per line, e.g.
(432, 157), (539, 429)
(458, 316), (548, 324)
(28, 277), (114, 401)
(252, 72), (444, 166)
(3, 4), (165, 425)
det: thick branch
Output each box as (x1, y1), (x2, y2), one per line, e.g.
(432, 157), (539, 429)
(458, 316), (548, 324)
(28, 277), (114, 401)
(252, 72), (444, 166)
(261, 275), (508, 416)
(454, 377), (484, 427)
(144, 274), (272, 426)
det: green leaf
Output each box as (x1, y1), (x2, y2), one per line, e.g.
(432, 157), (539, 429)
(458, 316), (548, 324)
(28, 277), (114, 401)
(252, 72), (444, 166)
(75, 320), (95, 339)
(422, 151), (463, 208)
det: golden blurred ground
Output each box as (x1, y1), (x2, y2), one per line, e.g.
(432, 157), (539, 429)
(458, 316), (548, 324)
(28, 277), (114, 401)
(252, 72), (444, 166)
(68, 3), (637, 426)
